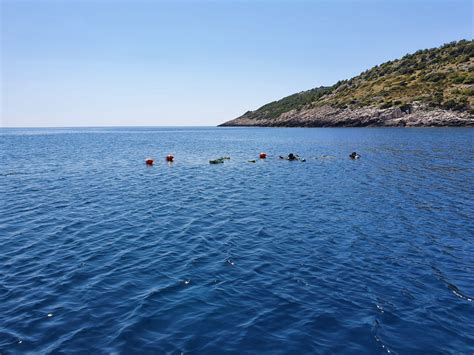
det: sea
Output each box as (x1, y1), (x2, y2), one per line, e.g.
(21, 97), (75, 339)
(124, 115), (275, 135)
(1, 127), (473, 354)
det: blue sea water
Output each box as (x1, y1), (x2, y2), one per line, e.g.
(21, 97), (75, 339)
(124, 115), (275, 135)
(0, 127), (473, 354)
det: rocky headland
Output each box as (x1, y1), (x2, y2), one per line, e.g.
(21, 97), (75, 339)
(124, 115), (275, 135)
(220, 40), (474, 127)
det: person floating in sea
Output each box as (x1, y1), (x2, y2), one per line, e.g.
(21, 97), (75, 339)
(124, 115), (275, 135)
(279, 153), (306, 162)
(209, 156), (230, 164)
(349, 152), (361, 159)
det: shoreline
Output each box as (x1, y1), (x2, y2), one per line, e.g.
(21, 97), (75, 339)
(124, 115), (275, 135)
(219, 105), (474, 128)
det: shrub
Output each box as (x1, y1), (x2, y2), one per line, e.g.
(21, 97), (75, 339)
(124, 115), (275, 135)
(424, 72), (446, 82)
(461, 88), (474, 96)
(452, 74), (467, 84)
(443, 98), (469, 111)
(463, 74), (474, 84)
(399, 103), (412, 113)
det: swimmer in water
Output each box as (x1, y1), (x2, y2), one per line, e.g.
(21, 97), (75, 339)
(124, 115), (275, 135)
(349, 152), (361, 159)
(280, 153), (304, 161)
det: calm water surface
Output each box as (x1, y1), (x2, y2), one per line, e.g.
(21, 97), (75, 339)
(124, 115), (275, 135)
(1, 127), (473, 354)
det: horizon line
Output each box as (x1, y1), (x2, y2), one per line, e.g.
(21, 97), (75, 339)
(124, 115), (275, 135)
(0, 124), (223, 129)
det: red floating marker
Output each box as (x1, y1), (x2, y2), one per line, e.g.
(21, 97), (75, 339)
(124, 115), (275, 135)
(259, 152), (267, 159)
(145, 158), (154, 166)
(166, 154), (174, 162)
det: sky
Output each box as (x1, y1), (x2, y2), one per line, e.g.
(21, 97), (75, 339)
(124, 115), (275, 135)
(1, 0), (472, 127)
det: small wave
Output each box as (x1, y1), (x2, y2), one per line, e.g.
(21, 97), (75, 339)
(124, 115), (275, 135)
(431, 266), (473, 302)
(0, 171), (28, 177)
(447, 283), (473, 302)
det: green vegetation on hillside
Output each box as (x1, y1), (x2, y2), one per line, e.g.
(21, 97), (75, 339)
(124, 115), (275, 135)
(241, 86), (332, 121)
(241, 40), (474, 121)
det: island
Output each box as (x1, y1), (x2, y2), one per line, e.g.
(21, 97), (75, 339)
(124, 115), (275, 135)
(220, 40), (474, 127)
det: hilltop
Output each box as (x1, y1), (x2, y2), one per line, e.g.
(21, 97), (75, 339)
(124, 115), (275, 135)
(220, 40), (474, 127)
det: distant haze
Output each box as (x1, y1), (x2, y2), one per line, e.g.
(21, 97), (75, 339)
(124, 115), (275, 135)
(1, 0), (472, 127)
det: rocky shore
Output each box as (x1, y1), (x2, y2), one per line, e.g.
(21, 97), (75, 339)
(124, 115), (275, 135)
(220, 103), (474, 127)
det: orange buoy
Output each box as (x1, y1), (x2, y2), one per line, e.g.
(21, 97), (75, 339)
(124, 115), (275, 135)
(259, 152), (267, 159)
(166, 154), (174, 162)
(145, 158), (154, 166)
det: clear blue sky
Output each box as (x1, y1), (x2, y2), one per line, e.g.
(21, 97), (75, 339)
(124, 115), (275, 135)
(1, 0), (472, 127)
